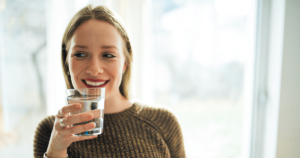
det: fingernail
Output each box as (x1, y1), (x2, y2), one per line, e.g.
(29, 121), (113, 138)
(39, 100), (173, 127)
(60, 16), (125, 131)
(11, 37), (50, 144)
(89, 113), (94, 119)
(89, 122), (95, 128)
(85, 113), (92, 120)
(75, 103), (81, 108)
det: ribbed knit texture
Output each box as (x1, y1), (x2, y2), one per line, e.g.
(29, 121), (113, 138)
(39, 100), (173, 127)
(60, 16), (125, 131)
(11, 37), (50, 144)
(33, 102), (186, 158)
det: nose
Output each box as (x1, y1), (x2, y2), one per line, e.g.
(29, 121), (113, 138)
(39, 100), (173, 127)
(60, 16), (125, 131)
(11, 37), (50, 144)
(85, 57), (104, 76)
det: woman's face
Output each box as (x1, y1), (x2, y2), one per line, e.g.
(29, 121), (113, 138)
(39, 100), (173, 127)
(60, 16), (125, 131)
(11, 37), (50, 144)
(68, 19), (127, 99)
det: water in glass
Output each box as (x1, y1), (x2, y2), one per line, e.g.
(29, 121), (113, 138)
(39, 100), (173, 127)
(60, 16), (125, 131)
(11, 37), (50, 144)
(67, 95), (104, 136)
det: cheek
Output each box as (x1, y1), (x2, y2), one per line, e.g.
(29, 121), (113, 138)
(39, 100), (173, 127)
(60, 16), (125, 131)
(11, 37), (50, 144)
(108, 62), (123, 78)
(69, 60), (78, 74)
(107, 62), (124, 86)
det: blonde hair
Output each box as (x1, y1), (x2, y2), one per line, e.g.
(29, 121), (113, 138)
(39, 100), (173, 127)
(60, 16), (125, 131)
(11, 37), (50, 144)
(61, 5), (133, 99)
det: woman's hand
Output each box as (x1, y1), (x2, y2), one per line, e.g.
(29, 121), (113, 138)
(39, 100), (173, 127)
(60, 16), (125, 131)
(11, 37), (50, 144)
(46, 103), (97, 157)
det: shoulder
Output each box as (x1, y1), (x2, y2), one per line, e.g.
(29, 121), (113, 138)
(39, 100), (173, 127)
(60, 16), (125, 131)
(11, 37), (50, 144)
(35, 115), (56, 135)
(133, 101), (184, 151)
(134, 101), (177, 118)
(133, 102), (181, 132)
(34, 116), (55, 157)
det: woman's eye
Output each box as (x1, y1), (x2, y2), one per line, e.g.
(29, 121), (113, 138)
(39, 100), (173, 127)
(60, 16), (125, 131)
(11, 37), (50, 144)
(103, 54), (116, 58)
(74, 52), (86, 58)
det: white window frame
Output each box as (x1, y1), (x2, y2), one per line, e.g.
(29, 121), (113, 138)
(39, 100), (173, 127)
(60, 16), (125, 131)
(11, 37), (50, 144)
(251, 0), (300, 158)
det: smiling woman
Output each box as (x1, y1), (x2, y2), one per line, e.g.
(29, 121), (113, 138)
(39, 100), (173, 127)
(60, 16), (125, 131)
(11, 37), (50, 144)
(67, 20), (129, 114)
(33, 5), (186, 158)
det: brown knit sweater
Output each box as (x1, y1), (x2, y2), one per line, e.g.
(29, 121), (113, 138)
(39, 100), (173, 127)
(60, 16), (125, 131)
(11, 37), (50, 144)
(33, 102), (186, 158)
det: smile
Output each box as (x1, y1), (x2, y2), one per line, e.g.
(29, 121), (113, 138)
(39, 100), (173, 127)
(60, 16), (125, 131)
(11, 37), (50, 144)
(82, 79), (109, 88)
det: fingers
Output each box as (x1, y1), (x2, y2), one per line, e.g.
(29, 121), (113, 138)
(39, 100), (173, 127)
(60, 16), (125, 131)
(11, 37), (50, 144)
(73, 135), (98, 142)
(49, 122), (97, 152)
(62, 109), (101, 126)
(58, 122), (96, 136)
(58, 103), (81, 117)
(55, 118), (69, 130)
(69, 122), (96, 134)
(63, 112), (94, 126)
(90, 109), (101, 118)
(49, 105), (98, 153)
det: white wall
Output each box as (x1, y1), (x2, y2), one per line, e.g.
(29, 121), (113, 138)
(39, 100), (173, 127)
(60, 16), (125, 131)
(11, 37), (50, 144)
(262, 0), (300, 158)
(276, 0), (300, 157)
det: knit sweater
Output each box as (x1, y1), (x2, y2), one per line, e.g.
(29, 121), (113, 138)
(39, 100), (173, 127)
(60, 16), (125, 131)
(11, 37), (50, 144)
(33, 102), (186, 158)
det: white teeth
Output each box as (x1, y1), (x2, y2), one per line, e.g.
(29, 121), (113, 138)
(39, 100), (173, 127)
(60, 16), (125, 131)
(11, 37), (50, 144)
(85, 80), (106, 86)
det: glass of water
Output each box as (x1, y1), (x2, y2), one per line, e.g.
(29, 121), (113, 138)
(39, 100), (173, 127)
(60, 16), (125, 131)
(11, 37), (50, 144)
(66, 88), (105, 136)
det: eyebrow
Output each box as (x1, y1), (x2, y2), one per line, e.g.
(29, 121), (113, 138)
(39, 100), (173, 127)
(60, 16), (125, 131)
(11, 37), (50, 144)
(73, 45), (119, 50)
(74, 45), (87, 49)
(101, 45), (119, 50)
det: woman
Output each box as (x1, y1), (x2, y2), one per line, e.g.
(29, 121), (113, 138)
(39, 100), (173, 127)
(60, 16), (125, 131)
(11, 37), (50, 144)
(34, 5), (186, 158)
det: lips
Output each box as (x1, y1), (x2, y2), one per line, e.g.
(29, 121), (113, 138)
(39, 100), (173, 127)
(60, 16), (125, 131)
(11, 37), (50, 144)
(82, 79), (109, 88)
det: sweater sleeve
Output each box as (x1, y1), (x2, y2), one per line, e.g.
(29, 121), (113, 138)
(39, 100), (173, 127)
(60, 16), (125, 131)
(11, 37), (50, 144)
(33, 116), (55, 158)
(139, 105), (186, 158)
(158, 108), (186, 158)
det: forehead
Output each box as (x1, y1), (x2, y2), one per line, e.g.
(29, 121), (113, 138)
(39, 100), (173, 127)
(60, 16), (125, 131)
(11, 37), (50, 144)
(70, 19), (123, 48)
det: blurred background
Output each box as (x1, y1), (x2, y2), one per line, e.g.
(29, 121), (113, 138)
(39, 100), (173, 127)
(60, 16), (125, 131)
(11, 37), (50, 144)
(0, 0), (299, 158)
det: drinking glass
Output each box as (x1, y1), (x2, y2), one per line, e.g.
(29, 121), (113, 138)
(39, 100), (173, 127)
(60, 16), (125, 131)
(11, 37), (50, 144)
(66, 88), (105, 136)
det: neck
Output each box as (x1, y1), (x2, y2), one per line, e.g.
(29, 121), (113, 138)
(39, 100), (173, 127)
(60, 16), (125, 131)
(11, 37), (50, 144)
(104, 91), (132, 114)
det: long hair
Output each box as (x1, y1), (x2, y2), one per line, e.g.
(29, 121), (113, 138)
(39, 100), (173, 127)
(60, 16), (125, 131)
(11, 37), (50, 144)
(61, 5), (133, 99)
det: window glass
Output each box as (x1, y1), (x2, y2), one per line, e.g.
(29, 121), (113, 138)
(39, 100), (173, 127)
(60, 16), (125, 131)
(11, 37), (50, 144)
(152, 0), (256, 157)
(0, 0), (47, 157)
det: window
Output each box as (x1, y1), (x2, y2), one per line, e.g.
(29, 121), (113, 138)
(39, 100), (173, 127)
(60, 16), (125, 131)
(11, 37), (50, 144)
(0, 0), (257, 157)
(0, 0), (47, 157)
(152, 0), (257, 157)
